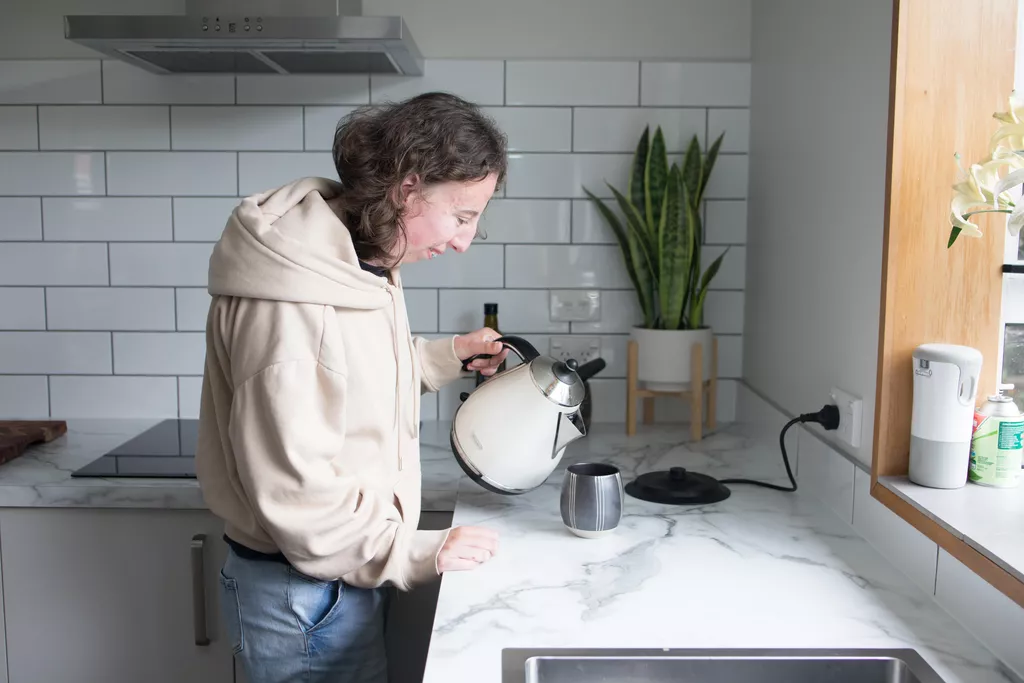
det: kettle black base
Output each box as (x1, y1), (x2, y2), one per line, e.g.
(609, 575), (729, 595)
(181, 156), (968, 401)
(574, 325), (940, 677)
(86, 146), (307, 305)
(449, 433), (528, 496)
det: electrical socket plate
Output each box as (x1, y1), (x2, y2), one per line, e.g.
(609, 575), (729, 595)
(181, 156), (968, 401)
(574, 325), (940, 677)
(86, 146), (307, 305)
(830, 387), (863, 448)
(550, 290), (601, 323)
(549, 336), (602, 365)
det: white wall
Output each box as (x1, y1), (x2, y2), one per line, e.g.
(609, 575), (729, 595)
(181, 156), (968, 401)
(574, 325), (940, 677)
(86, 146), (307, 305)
(744, 0), (893, 465)
(0, 0), (751, 61)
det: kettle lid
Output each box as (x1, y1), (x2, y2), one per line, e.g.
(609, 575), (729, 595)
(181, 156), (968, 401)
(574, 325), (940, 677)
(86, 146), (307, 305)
(530, 357), (586, 408)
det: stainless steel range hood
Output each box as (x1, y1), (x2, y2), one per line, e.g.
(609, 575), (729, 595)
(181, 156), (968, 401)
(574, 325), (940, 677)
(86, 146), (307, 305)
(64, 0), (423, 75)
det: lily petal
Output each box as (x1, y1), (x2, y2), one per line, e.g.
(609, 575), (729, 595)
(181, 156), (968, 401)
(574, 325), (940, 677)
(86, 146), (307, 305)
(949, 211), (984, 238)
(993, 167), (1024, 196)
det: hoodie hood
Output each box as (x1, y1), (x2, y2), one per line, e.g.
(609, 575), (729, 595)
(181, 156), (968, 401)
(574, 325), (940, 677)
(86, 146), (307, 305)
(208, 177), (391, 310)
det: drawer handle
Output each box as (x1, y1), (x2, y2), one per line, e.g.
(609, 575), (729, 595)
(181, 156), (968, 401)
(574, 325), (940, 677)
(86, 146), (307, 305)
(191, 533), (211, 647)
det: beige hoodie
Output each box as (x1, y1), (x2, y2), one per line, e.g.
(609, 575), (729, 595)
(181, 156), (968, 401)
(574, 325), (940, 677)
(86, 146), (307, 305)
(195, 176), (465, 591)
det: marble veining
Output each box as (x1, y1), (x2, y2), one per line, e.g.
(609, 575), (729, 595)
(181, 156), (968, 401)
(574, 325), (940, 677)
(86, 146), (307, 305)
(422, 423), (1019, 683)
(0, 419), (464, 511)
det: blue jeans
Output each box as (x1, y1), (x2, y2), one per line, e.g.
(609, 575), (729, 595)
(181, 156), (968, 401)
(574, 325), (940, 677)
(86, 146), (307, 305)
(219, 545), (390, 683)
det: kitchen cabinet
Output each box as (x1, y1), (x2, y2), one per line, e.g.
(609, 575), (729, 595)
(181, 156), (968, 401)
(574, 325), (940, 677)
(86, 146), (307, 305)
(0, 508), (234, 683)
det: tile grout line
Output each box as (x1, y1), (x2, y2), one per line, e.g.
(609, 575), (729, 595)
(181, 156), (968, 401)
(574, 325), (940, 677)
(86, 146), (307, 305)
(35, 105), (41, 150)
(43, 287), (49, 330)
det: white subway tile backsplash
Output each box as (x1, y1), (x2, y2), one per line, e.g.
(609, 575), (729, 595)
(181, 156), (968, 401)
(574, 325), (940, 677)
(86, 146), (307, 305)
(852, 469), (938, 596)
(702, 245), (746, 290)
(0, 332), (111, 374)
(173, 197), (237, 241)
(0, 58), (752, 424)
(641, 62), (751, 107)
(0, 152), (105, 195)
(0, 107), (38, 150)
(47, 288), (175, 331)
(404, 289), (439, 334)
(716, 335), (743, 378)
(178, 376), (203, 419)
(400, 245), (504, 288)
(109, 243), (214, 286)
(584, 378), (627, 423)
(420, 391), (438, 423)
(0, 376), (49, 418)
(114, 333), (206, 376)
(708, 109), (750, 153)
(479, 199), (571, 243)
(704, 155), (748, 199)
(50, 376), (178, 419)
(483, 107), (572, 153)
(572, 290), (641, 334)
(506, 153), (632, 199)
(797, 428), (856, 524)
(703, 291), (745, 335)
(238, 152), (336, 195)
(573, 108), (706, 153)
(506, 61), (639, 106)
(705, 200), (747, 244)
(0, 61), (101, 104)
(43, 198), (173, 241)
(372, 60), (504, 106)
(39, 106), (169, 150)
(505, 245), (631, 289)
(107, 152), (237, 196)
(175, 288), (212, 331)
(304, 106), (358, 151)
(102, 61), (234, 105)
(172, 107), (303, 151)
(438, 290), (570, 334)
(571, 198), (617, 244)
(0, 198), (43, 240)
(237, 75), (369, 105)
(0, 243), (108, 285)
(0, 288), (45, 330)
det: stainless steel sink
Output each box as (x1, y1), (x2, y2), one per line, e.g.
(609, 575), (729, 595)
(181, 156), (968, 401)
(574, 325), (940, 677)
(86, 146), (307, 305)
(501, 648), (947, 683)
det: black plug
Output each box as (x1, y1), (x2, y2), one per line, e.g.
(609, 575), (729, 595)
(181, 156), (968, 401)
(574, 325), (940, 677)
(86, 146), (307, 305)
(799, 404), (841, 431)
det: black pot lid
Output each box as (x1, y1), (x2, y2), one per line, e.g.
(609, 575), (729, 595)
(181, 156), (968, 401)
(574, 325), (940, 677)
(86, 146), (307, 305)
(625, 467), (731, 505)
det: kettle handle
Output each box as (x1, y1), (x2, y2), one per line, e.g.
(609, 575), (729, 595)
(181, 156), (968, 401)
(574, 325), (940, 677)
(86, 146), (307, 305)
(460, 335), (541, 371)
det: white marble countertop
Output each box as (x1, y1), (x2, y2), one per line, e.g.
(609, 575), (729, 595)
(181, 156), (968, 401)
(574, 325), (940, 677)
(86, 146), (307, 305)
(0, 418), (463, 511)
(3, 418), (1017, 682)
(881, 475), (1024, 584)
(422, 422), (1019, 683)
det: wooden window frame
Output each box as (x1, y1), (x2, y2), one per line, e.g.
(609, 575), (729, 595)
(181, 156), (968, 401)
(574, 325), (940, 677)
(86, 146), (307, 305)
(871, 0), (1024, 607)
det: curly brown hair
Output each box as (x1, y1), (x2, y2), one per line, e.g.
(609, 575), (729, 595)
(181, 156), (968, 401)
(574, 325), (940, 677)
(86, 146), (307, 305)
(331, 92), (508, 264)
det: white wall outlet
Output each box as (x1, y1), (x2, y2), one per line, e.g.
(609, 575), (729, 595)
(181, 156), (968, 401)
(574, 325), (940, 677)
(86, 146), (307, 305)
(830, 387), (863, 448)
(550, 290), (601, 322)
(549, 336), (602, 365)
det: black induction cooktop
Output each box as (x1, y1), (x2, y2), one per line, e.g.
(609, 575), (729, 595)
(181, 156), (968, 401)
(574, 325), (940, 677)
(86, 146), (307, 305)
(71, 419), (198, 479)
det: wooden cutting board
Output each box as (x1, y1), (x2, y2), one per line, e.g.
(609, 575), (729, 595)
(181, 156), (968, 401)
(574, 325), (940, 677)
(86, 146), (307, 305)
(0, 421), (68, 465)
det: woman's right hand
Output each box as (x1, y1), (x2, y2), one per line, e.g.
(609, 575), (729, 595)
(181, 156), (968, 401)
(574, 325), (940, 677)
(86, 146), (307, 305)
(437, 526), (499, 573)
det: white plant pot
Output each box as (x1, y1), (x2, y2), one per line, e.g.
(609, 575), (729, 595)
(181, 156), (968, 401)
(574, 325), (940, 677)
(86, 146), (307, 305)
(631, 326), (714, 392)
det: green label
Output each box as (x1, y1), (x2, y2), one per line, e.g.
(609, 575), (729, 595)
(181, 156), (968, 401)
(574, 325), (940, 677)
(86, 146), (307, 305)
(998, 420), (1024, 450)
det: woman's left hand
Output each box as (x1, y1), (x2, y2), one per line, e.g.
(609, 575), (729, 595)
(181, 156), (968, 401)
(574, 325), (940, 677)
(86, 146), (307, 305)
(454, 328), (509, 376)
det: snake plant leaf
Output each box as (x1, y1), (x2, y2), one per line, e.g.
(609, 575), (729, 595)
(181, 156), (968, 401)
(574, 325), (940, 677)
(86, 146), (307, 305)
(699, 132), (724, 200)
(608, 185), (658, 321)
(688, 249), (728, 329)
(583, 188), (653, 327)
(682, 135), (702, 208)
(658, 165), (688, 330)
(645, 127), (669, 242)
(629, 126), (651, 214)
(679, 182), (699, 325)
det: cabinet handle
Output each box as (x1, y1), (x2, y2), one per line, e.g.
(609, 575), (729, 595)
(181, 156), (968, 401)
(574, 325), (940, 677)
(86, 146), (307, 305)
(191, 533), (211, 647)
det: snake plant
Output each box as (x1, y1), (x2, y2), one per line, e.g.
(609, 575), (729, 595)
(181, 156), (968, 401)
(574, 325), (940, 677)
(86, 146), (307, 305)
(584, 126), (728, 330)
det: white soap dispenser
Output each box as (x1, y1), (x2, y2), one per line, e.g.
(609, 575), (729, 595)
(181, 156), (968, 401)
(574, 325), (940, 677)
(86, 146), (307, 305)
(908, 343), (983, 489)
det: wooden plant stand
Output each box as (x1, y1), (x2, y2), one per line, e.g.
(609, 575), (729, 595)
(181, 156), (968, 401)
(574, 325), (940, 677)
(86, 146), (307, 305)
(626, 338), (718, 441)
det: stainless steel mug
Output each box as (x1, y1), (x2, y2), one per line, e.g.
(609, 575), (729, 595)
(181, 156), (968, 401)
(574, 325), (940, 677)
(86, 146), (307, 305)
(560, 462), (623, 538)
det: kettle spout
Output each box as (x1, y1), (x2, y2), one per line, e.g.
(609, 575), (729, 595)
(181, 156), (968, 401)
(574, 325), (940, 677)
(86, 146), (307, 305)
(553, 410), (587, 457)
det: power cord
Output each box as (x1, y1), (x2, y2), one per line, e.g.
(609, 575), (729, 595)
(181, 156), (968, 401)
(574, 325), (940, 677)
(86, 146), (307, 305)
(720, 404), (841, 493)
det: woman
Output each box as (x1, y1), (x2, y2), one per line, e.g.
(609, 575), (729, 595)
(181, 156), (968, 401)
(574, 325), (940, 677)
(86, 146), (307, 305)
(195, 91), (508, 683)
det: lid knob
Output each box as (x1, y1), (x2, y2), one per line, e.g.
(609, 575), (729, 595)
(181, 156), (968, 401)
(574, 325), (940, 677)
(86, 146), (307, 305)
(552, 359), (580, 383)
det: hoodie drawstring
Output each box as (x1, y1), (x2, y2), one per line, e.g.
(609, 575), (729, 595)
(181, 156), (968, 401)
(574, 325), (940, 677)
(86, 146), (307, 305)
(386, 286), (403, 471)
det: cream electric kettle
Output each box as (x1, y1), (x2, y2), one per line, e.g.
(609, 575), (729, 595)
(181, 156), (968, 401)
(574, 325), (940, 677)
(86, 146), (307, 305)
(451, 336), (592, 494)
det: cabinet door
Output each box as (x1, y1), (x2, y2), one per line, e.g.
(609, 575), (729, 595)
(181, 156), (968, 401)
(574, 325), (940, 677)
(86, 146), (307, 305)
(0, 508), (234, 683)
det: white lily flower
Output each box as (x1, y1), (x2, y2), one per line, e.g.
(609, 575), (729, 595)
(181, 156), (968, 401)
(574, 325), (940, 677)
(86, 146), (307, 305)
(993, 90), (1024, 124)
(1009, 203), (1024, 236)
(993, 167), (1024, 197)
(949, 210), (985, 238)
